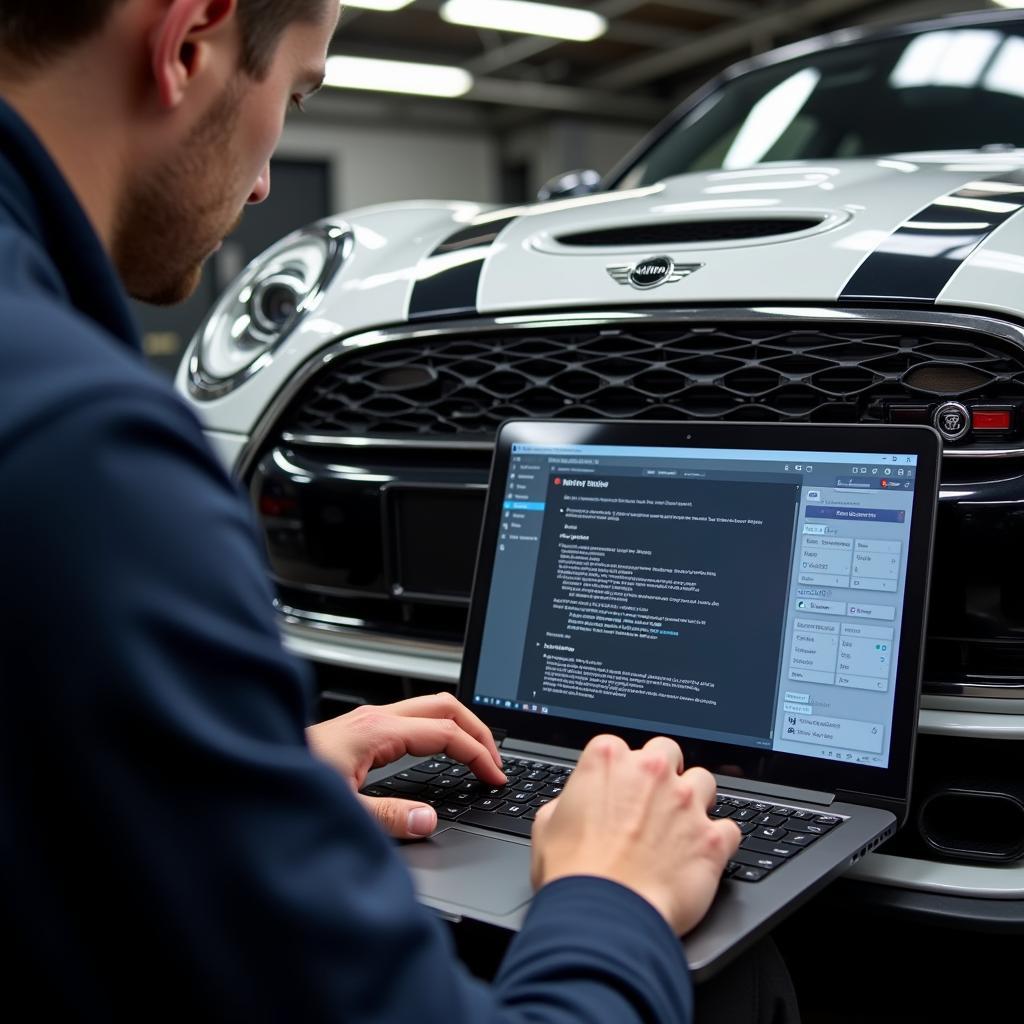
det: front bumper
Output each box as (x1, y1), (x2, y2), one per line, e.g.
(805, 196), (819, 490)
(280, 609), (1024, 927)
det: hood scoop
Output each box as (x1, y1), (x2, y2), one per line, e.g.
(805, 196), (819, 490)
(556, 217), (826, 247)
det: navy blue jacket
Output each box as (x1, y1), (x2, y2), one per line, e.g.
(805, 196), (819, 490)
(0, 98), (694, 1021)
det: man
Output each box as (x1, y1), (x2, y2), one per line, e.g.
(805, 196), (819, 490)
(0, 2), (748, 1019)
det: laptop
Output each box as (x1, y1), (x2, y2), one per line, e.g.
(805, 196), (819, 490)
(363, 419), (940, 980)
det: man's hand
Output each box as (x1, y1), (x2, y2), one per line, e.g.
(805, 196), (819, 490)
(307, 692), (506, 840)
(530, 734), (740, 937)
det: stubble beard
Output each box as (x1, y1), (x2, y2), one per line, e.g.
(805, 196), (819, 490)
(113, 79), (247, 306)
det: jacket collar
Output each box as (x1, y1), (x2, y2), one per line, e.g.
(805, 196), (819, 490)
(0, 97), (139, 350)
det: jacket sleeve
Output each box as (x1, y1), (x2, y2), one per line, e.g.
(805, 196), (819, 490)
(0, 381), (693, 1024)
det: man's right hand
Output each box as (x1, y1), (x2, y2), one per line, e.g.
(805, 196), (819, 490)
(530, 734), (741, 937)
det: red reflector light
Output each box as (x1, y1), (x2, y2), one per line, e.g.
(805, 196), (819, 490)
(260, 496), (299, 517)
(972, 410), (1012, 431)
(890, 406), (930, 424)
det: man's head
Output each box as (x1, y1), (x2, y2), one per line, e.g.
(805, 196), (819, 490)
(0, 0), (328, 81)
(0, 0), (337, 304)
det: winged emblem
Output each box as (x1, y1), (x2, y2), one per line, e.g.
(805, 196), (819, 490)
(607, 256), (704, 290)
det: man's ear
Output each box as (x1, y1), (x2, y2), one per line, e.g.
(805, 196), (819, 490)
(150, 0), (238, 109)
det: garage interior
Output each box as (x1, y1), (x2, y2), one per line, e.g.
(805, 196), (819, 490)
(99, 1), (1024, 1019)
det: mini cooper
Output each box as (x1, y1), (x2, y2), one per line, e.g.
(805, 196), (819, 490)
(180, 8), (1024, 933)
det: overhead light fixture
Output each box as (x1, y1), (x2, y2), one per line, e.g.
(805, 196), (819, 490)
(340, 1), (415, 10)
(440, 0), (608, 42)
(325, 55), (474, 97)
(992, 0), (1024, 8)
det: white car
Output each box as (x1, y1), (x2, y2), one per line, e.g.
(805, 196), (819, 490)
(179, 9), (1024, 929)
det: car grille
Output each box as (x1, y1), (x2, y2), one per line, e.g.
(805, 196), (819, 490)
(251, 312), (1024, 697)
(280, 321), (1024, 439)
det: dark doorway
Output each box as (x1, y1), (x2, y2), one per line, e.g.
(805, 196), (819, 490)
(133, 158), (332, 379)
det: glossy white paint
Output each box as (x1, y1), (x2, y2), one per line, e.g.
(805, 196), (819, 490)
(177, 155), (1024, 437)
(477, 162), (965, 312)
(941, 202), (1024, 311)
(203, 431), (248, 474)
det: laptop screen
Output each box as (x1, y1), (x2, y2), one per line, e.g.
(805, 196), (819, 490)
(466, 426), (934, 778)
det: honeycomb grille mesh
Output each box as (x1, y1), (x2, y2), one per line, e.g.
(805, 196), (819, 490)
(281, 322), (1024, 438)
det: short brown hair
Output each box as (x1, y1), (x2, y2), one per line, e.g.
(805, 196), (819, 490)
(0, 0), (327, 78)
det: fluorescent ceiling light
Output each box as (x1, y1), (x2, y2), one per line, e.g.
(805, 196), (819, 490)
(340, 1), (415, 10)
(440, 0), (607, 43)
(325, 55), (474, 97)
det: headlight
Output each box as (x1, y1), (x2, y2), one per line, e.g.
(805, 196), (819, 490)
(189, 222), (351, 397)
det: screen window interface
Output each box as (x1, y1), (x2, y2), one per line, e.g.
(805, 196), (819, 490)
(473, 443), (920, 769)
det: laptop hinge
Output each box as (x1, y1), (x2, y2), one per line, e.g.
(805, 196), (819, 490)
(716, 775), (835, 807)
(490, 727), (508, 746)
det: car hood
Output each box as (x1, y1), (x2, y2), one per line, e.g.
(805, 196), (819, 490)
(183, 154), (1024, 436)
(376, 155), (1024, 320)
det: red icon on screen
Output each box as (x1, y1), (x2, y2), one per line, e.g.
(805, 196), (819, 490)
(554, 478), (561, 485)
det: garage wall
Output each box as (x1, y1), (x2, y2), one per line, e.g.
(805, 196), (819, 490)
(503, 119), (647, 197)
(278, 116), (649, 215)
(278, 120), (501, 214)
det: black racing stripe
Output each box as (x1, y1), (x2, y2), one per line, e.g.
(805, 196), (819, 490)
(430, 222), (513, 255)
(409, 216), (519, 321)
(841, 167), (1024, 302)
(408, 258), (489, 321)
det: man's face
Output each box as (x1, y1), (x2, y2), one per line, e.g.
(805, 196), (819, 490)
(114, 9), (336, 305)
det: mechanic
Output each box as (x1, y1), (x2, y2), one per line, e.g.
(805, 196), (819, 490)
(0, 2), (797, 1020)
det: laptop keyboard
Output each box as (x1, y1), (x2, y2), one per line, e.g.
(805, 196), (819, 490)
(360, 754), (845, 882)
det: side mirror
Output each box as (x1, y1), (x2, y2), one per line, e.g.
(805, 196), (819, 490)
(537, 168), (602, 202)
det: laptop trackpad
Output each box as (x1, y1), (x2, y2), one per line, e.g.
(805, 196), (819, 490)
(401, 827), (533, 916)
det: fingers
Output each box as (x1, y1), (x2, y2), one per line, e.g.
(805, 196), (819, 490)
(533, 796), (558, 833)
(384, 693), (505, 778)
(641, 736), (684, 775)
(715, 816), (743, 854)
(575, 733), (629, 775)
(529, 798), (557, 890)
(708, 817), (743, 866)
(359, 795), (437, 840)
(680, 765), (718, 811)
(376, 716), (506, 785)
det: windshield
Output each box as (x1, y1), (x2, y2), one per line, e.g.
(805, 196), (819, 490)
(617, 23), (1024, 187)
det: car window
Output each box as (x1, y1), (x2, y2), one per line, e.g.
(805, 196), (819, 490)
(619, 24), (1024, 186)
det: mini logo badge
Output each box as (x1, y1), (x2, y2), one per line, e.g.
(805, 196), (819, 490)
(933, 401), (970, 442)
(608, 256), (702, 290)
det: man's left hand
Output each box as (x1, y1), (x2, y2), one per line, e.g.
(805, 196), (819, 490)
(307, 692), (506, 840)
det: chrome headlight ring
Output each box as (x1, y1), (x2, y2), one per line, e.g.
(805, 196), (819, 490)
(189, 221), (353, 399)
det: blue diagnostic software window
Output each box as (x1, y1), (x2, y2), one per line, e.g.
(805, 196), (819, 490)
(473, 443), (919, 768)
